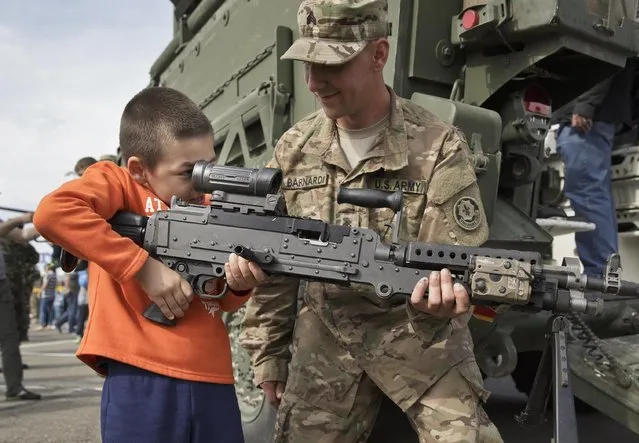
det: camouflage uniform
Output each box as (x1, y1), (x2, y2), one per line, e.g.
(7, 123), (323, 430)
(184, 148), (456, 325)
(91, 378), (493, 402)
(239, 1), (503, 442)
(1, 239), (40, 342)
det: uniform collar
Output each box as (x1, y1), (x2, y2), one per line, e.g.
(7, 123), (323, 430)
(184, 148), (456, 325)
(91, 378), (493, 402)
(300, 86), (409, 177)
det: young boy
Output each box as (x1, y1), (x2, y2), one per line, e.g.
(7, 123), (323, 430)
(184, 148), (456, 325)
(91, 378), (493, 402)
(33, 87), (267, 443)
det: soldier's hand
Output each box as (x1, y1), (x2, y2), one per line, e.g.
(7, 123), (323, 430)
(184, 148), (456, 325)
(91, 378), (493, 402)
(225, 252), (268, 292)
(571, 114), (592, 133)
(410, 268), (470, 317)
(260, 381), (286, 408)
(134, 257), (194, 320)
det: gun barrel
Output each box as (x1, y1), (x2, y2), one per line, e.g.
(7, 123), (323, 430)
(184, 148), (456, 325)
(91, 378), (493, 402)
(585, 276), (639, 298)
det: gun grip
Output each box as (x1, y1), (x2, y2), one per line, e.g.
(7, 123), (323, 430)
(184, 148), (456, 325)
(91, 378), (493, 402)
(60, 249), (79, 273)
(143, 303), (177, 327)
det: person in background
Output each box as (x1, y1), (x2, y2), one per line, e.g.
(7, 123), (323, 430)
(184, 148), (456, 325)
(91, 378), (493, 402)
(74, 157), (97, 176)
(0, 213), (41, 400)
(74, 259), (89, 344)
(54, 269), (80, 334)
(37, 262), (57, 330)
(551, 59), (638, 277)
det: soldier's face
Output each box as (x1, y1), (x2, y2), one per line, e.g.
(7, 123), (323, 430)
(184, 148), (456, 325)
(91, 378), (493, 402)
(304, 40), (388, 125)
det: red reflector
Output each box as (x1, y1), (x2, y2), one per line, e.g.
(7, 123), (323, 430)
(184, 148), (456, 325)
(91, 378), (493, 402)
(462, 10), (480, 30)
(525, 102), (552, 115)
(523, 85), (552, 116)
(472, 305), (497, 322)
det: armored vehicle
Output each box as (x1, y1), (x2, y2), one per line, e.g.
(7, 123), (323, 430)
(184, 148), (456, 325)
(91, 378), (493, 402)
(143, 0), (639, 440)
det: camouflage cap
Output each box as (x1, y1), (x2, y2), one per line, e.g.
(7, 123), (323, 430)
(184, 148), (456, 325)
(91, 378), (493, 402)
(281, 0), (391, 65)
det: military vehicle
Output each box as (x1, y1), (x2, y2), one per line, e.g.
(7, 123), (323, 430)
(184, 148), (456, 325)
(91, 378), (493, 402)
(141, 0), (639, 440)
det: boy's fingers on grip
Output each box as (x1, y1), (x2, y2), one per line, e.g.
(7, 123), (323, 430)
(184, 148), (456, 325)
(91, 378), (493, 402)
(164, 292), (185, 318)
(154, 298), (175, 321)
(179, 278), (194, 304)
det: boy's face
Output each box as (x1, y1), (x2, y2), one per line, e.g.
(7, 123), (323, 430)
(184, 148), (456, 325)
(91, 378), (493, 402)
(130, 134), (215, 206)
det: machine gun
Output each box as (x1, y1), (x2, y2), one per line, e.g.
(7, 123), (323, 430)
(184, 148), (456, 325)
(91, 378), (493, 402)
(59, 161), (639, 323)
(60, 161), (639, 325)
(59, 162), (639, 442)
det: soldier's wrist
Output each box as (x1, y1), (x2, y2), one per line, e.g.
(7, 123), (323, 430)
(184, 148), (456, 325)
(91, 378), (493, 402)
(253, 358), (289, 386)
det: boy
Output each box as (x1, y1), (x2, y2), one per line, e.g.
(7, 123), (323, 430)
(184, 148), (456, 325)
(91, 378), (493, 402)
(33, 87), (267, 443)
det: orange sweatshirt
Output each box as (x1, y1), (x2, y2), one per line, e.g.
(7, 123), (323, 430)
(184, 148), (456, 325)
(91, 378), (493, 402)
(33, 161), (251, 384)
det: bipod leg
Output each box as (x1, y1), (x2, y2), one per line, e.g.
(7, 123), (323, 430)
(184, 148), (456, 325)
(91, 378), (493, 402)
(515, 315), (579, 443)
(551, 315), (578, 443)
(515, 320), (553, 427)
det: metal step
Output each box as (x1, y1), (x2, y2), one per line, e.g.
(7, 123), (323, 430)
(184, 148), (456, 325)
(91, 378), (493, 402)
(568, 335), (639, 435)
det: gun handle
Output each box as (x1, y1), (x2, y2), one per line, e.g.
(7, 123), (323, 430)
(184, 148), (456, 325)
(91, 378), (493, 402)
(143, 303), (177, 327)
(59, 248), (79, 273)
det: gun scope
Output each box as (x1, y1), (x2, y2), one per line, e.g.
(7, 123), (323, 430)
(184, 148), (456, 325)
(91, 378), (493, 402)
(191, 162), (283, 197)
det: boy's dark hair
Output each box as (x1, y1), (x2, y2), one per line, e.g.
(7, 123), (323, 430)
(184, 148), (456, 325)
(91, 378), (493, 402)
(119, 87), (213, 169)
(74, 157), (98, 176)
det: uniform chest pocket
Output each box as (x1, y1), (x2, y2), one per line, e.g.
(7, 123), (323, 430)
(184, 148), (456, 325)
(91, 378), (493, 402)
(281, 172), (333, 219)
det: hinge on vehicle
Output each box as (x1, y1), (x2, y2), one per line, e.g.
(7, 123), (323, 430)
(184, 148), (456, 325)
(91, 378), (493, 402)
(470, 133), (490, 175)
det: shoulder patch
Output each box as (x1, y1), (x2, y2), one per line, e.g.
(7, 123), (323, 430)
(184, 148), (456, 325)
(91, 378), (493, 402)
(453, 196), (482, 231)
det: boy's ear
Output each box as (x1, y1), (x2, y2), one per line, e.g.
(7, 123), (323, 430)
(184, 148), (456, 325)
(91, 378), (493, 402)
(127, 156), (146, 185)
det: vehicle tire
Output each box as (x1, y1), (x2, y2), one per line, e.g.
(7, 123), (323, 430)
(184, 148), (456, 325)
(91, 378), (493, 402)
(224, 309), (279, 443)
(241, 395), (278, 443)
(511, 351), (542, 396)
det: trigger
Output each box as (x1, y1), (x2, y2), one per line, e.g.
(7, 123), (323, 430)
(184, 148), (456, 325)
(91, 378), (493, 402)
(199, 277), (228, 300)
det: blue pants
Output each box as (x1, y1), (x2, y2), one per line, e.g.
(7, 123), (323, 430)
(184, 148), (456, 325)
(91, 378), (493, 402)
(39, 297), (54, 326)
(557, 121), (618, 277)
(100, 360), (245, 443)
(55, 291), (78, 333)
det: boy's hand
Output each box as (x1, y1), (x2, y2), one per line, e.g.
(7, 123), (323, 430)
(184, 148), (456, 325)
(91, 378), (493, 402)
(225, 253), (268, 292)
(134, 257), (194, 320)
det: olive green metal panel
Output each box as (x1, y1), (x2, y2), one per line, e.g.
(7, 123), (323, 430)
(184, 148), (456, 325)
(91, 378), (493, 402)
(157, 0), (298, 119)
(401, 0), (639, 107)
(456, 0), (639, 107)
(153, 0), (404, 168)
(408, 0), (464, 90)
(409, 92), (502, 225)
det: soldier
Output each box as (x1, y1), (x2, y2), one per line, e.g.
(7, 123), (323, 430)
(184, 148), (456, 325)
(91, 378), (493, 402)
(1, 238), (40, 342)
(0, 212), (41, 400)
(238, 1), (503, 442)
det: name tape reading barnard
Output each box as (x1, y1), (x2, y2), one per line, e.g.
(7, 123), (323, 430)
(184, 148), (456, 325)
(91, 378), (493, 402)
(282, 173), (330, 190)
